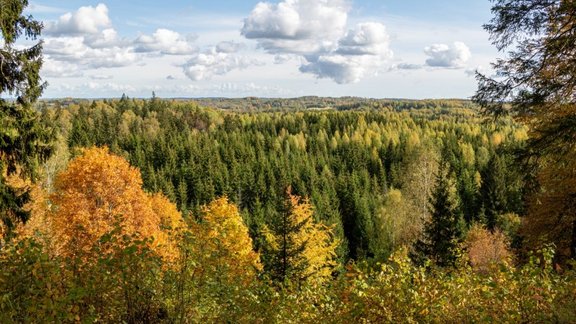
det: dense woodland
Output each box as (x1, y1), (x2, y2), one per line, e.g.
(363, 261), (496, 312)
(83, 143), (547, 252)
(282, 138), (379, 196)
(1, 97), (575, 322)
(43, 97), (527, 262)
(2, 0), (576, 322)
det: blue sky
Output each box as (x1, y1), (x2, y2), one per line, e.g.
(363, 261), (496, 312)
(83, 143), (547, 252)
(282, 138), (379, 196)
(22, 0), (498, 99)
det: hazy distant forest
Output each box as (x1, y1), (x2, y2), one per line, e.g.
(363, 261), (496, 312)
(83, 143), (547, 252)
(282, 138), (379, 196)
(2, 0), (576, 323)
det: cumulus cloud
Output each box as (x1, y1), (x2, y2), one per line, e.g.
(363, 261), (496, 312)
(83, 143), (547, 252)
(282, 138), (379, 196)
(42, 2), (252, 81)
(134, 29), (197, 55)
(86, 82), (136, 92)
(45, 3), (111, 36)
(242, 0), (348, 54)
(44, 37), (138, 69)
(84, 28), (127, 48)
(242, 1), (393, 84)
(41, 3), (138, 72)
(182, 48), (263, 81)
(299, 22), (393, 84)
(300, 55), (367, 84)
(424, 42), (471, 68)
(336, 23), (392, 56)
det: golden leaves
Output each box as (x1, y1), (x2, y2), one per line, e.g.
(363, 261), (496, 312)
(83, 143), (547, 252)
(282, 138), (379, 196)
(196, 197), (262, 283)
(49, 146), (182, 262)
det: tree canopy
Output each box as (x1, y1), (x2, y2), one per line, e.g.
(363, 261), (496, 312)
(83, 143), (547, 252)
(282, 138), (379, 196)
(50, 147), (182, 261)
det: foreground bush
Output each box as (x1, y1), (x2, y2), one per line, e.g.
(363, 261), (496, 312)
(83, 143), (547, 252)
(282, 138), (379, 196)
(2, 238), (575, 323)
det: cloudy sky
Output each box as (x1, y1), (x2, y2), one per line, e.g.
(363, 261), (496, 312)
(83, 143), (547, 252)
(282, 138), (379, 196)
(23, 0), (498, 99)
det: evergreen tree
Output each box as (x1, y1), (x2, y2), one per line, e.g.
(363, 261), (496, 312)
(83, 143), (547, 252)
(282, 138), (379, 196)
(1, 0), (52, 238)
(480, 154), (508, 230)
(414, 161), (464, 267)
(262, 188), (339, 285)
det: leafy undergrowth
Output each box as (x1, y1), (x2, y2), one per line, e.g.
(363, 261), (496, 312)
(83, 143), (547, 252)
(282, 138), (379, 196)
(1, 235), (574, 323)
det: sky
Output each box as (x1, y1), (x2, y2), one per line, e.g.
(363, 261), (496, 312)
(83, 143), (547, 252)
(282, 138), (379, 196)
(20, 0), (499, 99)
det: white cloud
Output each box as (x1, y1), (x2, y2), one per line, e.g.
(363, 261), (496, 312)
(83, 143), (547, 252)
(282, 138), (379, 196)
(242, 2), (393, 84)
(182, 48), (263, 81)
(299, 23), (393, 84)
(242, 0), (348, 54)
(84, 28), (127, 48)
(336, 23), (392, 56)
(41, 4), (253, 81)
(45, 3), (111, 36)
(41, 3), (137, 72)
(300, 54), (382, 84)
(134, 29), (197, 55)
(41, 59), (83, 78)
(44, 37), (138, 69)
(424, 42), (471, 68)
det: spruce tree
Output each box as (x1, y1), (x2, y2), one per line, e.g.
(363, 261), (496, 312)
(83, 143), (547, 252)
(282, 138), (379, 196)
(480, 154), (507, 231)
(1, 0), (52, 237)
(262, 188), (338, 285)
(415, 161), (464, 267)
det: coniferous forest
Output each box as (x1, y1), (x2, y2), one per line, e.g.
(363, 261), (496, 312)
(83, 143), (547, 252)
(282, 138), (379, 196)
(2, 0), (576, 323)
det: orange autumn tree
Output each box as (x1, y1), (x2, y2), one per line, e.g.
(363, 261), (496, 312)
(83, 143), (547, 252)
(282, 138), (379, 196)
(50, 146), (182, 261)
(191, 197), (262, 286)
(463, 224), (511, 274)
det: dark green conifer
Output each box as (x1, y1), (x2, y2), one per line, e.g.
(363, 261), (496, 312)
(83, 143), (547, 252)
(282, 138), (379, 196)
(414, 161), (464, 267)
(1, 0), (52, 235)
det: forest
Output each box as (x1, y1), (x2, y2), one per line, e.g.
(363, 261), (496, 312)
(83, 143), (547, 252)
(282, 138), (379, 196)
(2, 0), (576, 322)
(1, 97), (575, 322)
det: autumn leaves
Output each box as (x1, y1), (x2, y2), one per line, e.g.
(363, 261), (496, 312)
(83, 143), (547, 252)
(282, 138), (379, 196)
(22, 146), (339, 286)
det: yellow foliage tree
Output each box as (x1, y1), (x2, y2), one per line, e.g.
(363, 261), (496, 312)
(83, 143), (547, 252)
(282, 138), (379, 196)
(49, 146), (182, 261)
(263, 191), (339, 285)
(191, 197), (262, 286)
